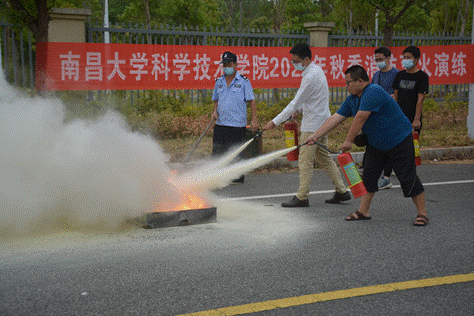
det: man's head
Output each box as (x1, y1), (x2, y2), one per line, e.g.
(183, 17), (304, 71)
(402, 46), (420, 70)
(220, 51), (238, 76)
(374, 47), (391, 70)
(344, 65), (369, 96)
(290, 43), (312, 71)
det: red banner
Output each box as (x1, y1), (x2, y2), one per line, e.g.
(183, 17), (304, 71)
(36, 42), (473, 91)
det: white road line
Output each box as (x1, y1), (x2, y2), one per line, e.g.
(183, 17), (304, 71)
(221, 179), (474, 201)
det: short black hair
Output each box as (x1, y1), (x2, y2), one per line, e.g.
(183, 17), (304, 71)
(290, 43), (312, 60)
(374, 47), (391, 57)
(403, 46), (421, 59)
(345, 65), (369, 82)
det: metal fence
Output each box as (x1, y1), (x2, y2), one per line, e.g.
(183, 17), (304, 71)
(0, 22), (471, 105)
(0, 21), (35, 92)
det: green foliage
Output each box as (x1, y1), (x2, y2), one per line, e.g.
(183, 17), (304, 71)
(254, 97), (293, 123)
(422, 96), (439, 113)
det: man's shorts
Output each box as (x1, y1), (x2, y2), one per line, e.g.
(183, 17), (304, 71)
(362, 133), (424, 197)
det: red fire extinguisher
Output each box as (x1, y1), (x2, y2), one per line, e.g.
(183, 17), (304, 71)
(413, 131), (421, 166)
(337, 153), (367, 198)
(284, 119), (299, 161)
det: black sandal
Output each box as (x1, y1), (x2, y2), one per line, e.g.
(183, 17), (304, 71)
(414, 214), (429, 226)
(345, 210), (371, 221)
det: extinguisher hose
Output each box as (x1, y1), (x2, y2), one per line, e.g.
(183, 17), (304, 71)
(254, 128), (265, 139)
(314, 141), (339, 154)
(298, 140), (339, 154)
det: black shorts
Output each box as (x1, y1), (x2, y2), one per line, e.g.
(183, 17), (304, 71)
(362, 133), (424, 197)
(212, 124), (246, 157)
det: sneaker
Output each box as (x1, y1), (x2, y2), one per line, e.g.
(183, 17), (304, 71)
(358, 168), (364, 176)
(378, 177), (393, 190)
(281, 196), (309, 208)
(325, 191), (351, 204)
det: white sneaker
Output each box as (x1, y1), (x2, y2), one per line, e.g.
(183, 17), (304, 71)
(378, 177), (393, 190)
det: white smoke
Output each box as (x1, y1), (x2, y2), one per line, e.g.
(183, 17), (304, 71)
(0, 69), (181, 237)
(0, 66), (299, 240)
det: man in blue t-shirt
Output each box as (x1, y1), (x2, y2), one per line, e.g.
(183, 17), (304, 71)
(372, 47), (399, 96)
(306, 65), (429, 226)
(371, 47), (399, 190)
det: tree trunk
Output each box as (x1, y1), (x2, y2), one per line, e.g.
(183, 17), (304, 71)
(382, 26), (393, 47)
(141, 0), (151, 43)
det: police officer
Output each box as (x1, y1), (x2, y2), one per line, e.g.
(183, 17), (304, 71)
(211, 51), (258, 184)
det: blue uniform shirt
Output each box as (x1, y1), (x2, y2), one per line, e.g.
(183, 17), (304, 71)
(212, 72), (255, 127)
(371, 67), (399, 95)
(337, 84), (412, 151)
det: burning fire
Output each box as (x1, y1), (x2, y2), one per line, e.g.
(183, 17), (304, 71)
(153, 171), (212, 212)
(153, 193), (211, 213)
(160, 193), (211, 212)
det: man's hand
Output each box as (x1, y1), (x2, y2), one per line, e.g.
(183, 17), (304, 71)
(412, 119), (421, 130)
(211, 111), (218, 120)
(305, 133), (319, 146)
(340, 140), (353, 153)
(291, 110), (299, 120)
(250, 118), (259, 133)
(264, 120), (276, 131)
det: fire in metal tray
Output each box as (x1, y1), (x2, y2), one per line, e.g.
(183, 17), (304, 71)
(144, 193), (216, 229)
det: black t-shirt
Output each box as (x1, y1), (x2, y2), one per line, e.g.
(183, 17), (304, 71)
(392, 70), (429, 122)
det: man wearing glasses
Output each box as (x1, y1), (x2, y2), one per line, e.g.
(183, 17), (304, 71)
(264, 43), (350, 207)
(306, 65), (428, 226)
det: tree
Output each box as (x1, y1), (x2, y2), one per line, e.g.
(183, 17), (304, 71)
(429, 0), (473, 35)
(5, 0), (51, 42)
(3, 0), (100, 42)
(327, 0), (376, 33)
(366, 0), (416, 46)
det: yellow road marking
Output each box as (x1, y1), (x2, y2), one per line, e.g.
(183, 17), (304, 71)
(177, 273), (474, 316)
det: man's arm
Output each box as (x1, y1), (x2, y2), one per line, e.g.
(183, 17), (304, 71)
(212, 101), (219, 120)
(412, 93), (425, 130)
(248, 99), (258, 132)
(268, 74), (314, 128)
(393, 89), (398, 102)
(306, 113), (346, 145)
(340, 110), (371, 152)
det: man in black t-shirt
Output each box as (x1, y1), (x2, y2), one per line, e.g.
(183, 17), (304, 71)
(392, 46), (430, 133)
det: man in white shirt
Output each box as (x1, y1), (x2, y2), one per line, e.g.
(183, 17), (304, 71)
(264, 43), (350, 207)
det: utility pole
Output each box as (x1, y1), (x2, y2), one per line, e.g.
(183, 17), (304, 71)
(104, 0), (110, 43)
(375, 10), (379, 47)
(468, 0), (474, 139)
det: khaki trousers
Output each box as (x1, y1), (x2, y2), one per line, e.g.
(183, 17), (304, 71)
(296, 133), (347, 201)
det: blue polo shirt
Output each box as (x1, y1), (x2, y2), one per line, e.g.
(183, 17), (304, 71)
(337, 84), (412, 151)
(212, 72), (255, 127)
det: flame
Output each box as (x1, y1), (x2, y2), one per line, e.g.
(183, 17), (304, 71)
(175, 194), (209, 210)
(152, 171), (212, 213)
(155, 193), (211, 212)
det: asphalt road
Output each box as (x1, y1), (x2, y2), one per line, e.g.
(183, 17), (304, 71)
(1, 163), (474, 316)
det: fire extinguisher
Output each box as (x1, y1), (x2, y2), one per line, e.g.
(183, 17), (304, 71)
(284, 119), (299, 161)
(413, 130), (421, 166)
(337, 153), (367, 198)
